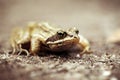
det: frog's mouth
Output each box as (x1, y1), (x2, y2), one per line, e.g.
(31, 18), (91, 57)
(46, 37), (77, 44)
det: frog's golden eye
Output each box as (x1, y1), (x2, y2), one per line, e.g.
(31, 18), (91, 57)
(57, 30), (67, 38)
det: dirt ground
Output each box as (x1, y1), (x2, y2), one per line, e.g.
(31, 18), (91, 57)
(0, 0), (120, 80)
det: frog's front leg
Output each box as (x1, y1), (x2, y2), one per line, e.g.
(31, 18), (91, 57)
(69, 44), (91, 58)
(78, 35), (92, 56)
(30, 36), (44, 55)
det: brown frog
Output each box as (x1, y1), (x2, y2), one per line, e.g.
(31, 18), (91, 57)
(10, 22), (91, 57)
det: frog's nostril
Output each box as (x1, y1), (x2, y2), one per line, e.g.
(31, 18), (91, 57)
(74, 36), (78, 38)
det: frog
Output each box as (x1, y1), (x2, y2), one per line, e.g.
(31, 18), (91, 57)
(10, 22), (91, 57)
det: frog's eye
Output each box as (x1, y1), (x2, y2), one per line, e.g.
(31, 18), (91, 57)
(75, 30), (79, 34)
(57, 30), (67, 38)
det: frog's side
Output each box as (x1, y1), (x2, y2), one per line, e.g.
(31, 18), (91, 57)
(10, 22), (90, 56)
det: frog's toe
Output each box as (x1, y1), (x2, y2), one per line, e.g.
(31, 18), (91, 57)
(11, 48), (16, 55)
(21, 49), (30, 56)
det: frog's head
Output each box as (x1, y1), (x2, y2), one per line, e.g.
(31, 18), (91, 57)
(45, 27), (80, 52)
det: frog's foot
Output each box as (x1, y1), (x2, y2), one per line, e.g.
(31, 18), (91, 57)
(81, 49), (92, 54)
(15, 44), (30, 56)
(80, 47), (93, 56)
(14, 48), (30, 59)
(18, 48), (30, 56)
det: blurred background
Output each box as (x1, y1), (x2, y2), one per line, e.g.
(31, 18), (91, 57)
(0, 0), (120, 39)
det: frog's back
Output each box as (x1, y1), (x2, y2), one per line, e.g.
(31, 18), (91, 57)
(29, 22), (60, 42)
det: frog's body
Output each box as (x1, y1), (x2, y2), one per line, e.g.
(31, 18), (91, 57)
(10, 22), (90, 56)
